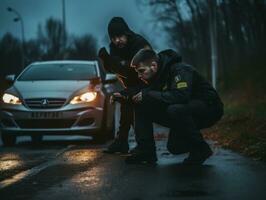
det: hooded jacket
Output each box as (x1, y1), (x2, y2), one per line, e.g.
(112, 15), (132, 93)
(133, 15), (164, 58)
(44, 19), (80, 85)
(101, 17), (151, 88)
(142, 49), (223, 106)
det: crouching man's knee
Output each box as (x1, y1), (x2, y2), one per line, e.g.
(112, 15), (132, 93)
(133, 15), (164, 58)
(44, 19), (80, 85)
(166, 104), (188, 117)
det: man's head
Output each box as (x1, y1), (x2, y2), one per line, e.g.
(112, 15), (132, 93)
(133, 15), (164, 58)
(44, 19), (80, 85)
(108, 17), (131, 48)
(131, 49), (159, 82)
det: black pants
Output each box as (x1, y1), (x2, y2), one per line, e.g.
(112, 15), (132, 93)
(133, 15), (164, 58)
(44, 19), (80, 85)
(116, 103), (134, 141)
(134, 100), (223, 154)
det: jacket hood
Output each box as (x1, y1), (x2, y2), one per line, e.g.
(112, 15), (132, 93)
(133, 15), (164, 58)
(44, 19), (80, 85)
(152, 49), (182, 79)
(108, 17), (133, 39)
(158, 49), (182, 69)
(146, 50), (181, 84)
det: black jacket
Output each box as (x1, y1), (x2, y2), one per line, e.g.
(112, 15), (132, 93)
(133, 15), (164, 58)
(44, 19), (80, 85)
(142, 49), (222, 106)
(102, 33), (151, 89)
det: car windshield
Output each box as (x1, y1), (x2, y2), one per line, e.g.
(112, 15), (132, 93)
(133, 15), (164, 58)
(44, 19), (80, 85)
(18, 63), (97, 81)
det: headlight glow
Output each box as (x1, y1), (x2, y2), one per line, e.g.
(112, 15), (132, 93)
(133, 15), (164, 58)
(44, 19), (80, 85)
(2, 93), (22, 105)
(70, 92), (97, 104)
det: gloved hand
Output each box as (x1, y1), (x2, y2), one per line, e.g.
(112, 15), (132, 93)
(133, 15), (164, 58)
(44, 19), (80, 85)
(132, 92), (142, 103)
(110, 92), (128, 104)
(98, 47), (110, 61)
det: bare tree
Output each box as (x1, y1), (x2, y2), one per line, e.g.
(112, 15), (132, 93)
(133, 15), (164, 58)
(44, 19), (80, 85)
(138, 0), (266, 89)
(37, 18), (65, 60)
(0, 33), (22, 75)
(66, 35), (97, 60)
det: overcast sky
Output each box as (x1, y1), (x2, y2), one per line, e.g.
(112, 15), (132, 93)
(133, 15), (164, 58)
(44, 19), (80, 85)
(0, 0), (169, 50)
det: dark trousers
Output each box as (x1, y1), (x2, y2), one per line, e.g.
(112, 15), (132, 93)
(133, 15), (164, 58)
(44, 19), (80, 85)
(134, 100), (223, 154)
(116, 103), (134, 141)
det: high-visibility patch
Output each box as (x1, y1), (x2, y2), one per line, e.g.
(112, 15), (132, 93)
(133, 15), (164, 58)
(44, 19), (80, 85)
(162, 84), (168, 91)
(175, 75), (181, 82)
(176, 82), (188, 89)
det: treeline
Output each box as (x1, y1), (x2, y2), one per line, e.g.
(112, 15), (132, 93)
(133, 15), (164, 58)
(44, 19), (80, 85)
(140, 0), (266, 90)
(0, 17), (97, 83)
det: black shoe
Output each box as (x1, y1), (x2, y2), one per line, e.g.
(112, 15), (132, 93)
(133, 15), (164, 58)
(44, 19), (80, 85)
(129, 145), (141, 154)
(125, 151), (157, 164)
(183, 143), (213, 165)
(103, 139), (129, 154)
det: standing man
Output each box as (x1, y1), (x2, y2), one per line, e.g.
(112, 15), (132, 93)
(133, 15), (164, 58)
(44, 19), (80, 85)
(127, 49), (223, 164)
(98, 17), (152, 153)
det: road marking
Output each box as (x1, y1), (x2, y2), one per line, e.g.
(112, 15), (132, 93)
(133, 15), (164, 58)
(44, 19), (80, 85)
(0, 145), (74, 190)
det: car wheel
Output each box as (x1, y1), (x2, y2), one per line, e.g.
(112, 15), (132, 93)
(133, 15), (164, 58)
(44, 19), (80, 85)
(93, 99), (110, 144)
(94, 132), (107, 144)
(31, 135), (43, 145)
(1, 132), (16, 146)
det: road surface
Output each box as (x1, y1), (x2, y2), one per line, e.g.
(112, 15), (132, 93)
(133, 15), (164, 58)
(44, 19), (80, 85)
(0, 127), (266, 200)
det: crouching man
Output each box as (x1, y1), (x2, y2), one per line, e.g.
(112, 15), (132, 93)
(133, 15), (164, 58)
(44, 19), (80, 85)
(127, 49), (224, 165)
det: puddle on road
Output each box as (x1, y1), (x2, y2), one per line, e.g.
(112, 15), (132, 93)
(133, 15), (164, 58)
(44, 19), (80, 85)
(60, 149), (98, 164)
(73, 167), (102, 188)
(0, 154), (24, 172)
(0, 151), (52, 173)
(0, 160), (22, 171)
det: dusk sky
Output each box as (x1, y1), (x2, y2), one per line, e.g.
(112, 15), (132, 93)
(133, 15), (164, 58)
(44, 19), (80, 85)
(0, 0), (169, 50)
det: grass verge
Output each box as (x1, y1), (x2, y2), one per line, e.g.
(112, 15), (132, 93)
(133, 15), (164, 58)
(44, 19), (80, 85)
(204, 88), (266, 161)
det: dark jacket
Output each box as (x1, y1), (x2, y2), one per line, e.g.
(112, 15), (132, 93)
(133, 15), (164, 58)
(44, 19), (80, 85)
(142, 49), (223, 106)
(101, 17), (151, 89)
(107, 33), (151, 88)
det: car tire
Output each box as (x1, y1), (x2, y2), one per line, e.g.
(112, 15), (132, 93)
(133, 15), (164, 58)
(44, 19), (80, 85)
(94, 99), (112, 144)
(31, 135), (43, 145)
(1, 132), (16, 146)
(95, 118), (115, 143)
(94, 132), (107, 144)
(93, 121), (108, 144)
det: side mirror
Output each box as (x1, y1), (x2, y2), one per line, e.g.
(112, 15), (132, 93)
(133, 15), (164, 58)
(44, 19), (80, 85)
(5, 74), (16, 84)
(104, 73), (117, 84)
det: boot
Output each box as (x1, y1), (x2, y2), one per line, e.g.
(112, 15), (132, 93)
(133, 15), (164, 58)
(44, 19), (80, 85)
(103, 139), (129, 154)
(125, 150), (157, 164)
(183, 142), (213, 165)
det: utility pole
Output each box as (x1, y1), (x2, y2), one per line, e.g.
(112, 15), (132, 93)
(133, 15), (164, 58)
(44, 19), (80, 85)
(209, 0), (218, 89)
(62, 0), (66, 51)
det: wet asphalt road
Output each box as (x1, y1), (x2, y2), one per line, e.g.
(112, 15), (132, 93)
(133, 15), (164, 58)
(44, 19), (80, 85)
(1, 130), (266, 200)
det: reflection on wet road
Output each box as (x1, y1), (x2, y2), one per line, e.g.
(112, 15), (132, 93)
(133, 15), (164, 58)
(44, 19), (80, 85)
(0, 132), (266, 200)
(0, 154), (23, 171)
(0, 136), (86, 181)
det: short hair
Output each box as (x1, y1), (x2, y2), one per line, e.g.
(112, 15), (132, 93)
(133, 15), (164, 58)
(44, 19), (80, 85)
(131, 49), (159, 68)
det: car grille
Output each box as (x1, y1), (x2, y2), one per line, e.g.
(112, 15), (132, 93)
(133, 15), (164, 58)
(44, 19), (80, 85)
(24, 98), (66, 109)
(16, 119), (76, 129)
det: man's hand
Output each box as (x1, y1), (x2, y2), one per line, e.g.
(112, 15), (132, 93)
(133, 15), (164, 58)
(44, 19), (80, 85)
(98, 47), (109, 60)
(110, 92), (126, 104)
(132, 92), (142, 103)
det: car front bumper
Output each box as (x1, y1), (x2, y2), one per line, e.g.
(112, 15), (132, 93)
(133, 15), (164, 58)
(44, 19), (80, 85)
(0, 103), (104, 136)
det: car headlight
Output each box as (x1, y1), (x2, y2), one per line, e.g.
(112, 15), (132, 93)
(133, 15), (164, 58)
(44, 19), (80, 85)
(2, 93), (22, 105)
(70, 92), (97, 104)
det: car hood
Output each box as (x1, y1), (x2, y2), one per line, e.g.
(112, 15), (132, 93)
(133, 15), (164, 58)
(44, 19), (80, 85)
(13, 80), (91, 99)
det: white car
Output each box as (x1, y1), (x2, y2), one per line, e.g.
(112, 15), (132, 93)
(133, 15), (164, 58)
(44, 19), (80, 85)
(0, 60), (118, 146)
